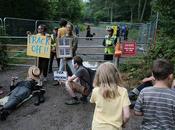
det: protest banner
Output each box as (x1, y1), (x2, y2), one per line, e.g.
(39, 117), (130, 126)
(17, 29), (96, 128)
(56, 38), (73, 58)
(54, 71), (68, 81)
(27, 35), (51, 58)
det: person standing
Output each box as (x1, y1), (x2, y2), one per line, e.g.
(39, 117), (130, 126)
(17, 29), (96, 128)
(75, 25), (80, 37)
(86, 25), (91, 40)
(134, 59), (175, 130)
(48, 27), (60, 73)
(90, 62), (131, 130)
(37, 24), (49, 81)
(59, 23), (78, 76)
(57, 18), (68, 38)
(56, 19), (68, 70)
(103, 27), (117, 60)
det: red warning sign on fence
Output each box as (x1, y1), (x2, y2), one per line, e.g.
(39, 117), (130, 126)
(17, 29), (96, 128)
(122, 41), (136, 56)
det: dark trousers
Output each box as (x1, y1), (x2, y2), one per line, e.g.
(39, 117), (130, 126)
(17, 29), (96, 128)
(104, 54), (113, 60)
(38, 58), (49, 77)
(49, 52), (60, 72)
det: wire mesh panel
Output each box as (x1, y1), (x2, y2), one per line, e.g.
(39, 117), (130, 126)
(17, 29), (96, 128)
(0, 18), (3, 35)
(77, 37), (105, 61)
(4, 17), (36, 36)
(98, 20), (157, 55)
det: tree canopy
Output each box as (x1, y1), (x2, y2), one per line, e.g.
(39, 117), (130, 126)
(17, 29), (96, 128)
(0, 0), (84, 22)
(84, 0), (152, 22)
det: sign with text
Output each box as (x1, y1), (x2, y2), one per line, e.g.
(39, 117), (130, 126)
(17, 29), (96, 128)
(27, 35), (51, 58)
(56, 38), (73, 58)
(122, 41), (136, 56)
(54, 71), (68, 81)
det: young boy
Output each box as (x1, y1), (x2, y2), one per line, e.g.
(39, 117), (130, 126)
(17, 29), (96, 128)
(134, 59), (175, 129)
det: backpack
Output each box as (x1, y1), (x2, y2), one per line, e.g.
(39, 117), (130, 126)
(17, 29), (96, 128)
(84, 67), (96, 92)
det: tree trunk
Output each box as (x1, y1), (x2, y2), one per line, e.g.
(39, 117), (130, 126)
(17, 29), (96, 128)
(140, 0), (147, 22)
(130, 7), (133, 23)
(138, 0), (141, 21)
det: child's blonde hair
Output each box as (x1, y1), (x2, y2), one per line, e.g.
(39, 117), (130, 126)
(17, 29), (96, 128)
(93, 62), (122, 99)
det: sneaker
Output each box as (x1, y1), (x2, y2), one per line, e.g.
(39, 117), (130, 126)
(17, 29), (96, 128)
(65, 99), (80, 105)
(80, 96), (88, 104)
(53, 82), (60, 86)
(43, 77), (47, 82)
(0, 109), (9, 121)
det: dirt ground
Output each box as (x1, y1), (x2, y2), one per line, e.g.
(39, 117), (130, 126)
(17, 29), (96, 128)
(0, 67), (142, 130)
(0, 27), (142, 130)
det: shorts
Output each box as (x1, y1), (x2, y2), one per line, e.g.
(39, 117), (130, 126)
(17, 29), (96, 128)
(68, 81), (89, 96)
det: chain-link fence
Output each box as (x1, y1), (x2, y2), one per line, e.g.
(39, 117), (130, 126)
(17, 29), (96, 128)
(0, 16), (158, 67)
(1, 17), (61, 37)
(4, 17), (36, 36)
(0, 18), (3, 35)
(35, 20), (60, 34)
(98, 18), (158, 55)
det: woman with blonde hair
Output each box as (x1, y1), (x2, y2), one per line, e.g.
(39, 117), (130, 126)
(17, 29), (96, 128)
(90, 62), (130, 130)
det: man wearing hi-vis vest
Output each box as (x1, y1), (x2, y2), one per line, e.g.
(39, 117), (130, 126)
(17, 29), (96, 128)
(103, 27), (117, 60)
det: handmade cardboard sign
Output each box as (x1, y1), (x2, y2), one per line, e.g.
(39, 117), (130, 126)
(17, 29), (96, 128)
(27, 35), (51, 58)
(54, 71), (68, 81)
(56, 38), (73, 58)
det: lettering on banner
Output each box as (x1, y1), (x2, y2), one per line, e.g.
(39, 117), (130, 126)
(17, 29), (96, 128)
(54, 71), (68, 81)
(27, 35), (51, 58)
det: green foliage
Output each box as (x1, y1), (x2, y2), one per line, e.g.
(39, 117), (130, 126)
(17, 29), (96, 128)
(86, 0), (152, 22)
(152, 0), (175, 37)
(50, 0), (84, 22)
(145, 34), (175, 66)
(0, 0), (84, 23)
(119, 57), (150, 81)
(0, 0), (50, 19)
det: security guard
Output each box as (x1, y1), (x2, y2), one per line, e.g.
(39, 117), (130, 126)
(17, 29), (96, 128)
(103, 26), (117, 60)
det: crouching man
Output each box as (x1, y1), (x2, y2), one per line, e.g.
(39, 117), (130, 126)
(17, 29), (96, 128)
(64, 56), (91, 105)
(0, 66), (45, 120)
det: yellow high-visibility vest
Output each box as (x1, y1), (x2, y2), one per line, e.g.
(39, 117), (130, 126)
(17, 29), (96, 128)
(104, 35), (116, 54)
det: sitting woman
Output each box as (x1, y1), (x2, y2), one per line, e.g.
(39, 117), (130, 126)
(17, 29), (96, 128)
(0, 66), (45, 121)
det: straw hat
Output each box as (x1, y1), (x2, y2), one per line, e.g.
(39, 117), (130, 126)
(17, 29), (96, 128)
(28, 66), (40, 81)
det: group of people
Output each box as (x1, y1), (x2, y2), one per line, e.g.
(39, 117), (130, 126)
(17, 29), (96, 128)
(36, 19), (78, 83)
(0, 55), (175, 130)
(90, 58), (175, 130)
(0, 19), (175, 130)
(102, 25), (129, 61)
(0, 18), (79, 120)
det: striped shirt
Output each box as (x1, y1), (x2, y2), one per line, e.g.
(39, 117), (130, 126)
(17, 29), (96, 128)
(134, 87), (175, 130)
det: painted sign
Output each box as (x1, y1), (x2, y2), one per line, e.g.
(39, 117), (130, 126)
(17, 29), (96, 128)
(54, 71), (68, 81)
(56, 38), (73, 58)
(27, 35), (51, 58)
(122, 41), (136, 56)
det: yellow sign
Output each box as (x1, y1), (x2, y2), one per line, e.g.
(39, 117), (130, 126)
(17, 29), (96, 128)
(27, 35), (51, 58)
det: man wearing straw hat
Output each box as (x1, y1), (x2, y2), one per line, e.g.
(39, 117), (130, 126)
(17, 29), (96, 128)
(0, 66), (45, 120)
